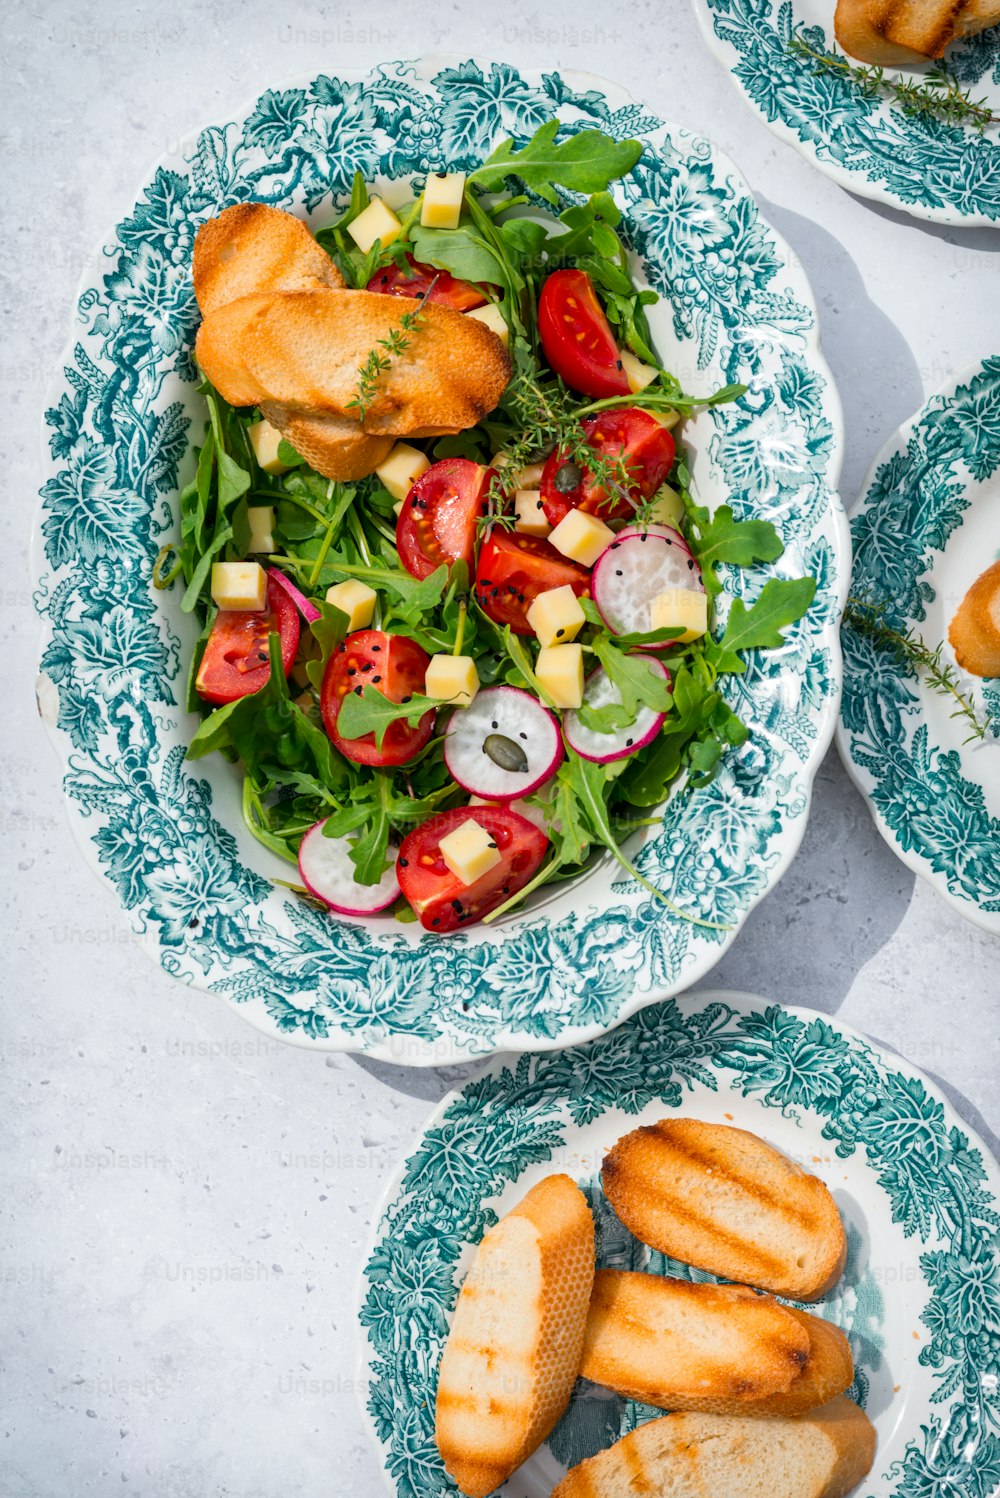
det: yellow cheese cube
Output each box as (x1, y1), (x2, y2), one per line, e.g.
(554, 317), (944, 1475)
(645, 485), (685, 528)
(439, 817), (502, 886)
(514, 489), (550, 538)
(492, 454), (545, 488)
(420, 171), (466, 230)
(375, 442), (431, 503)
(246, 505), (276, 554)
(526, 585), (586, 648)
(425, 653), (480, 707)
(465, 303), (509, 346)
(650, 587), (708, 643)
(248, 419), (290, 475)
(347, 197), (403, 254)
(393, 500), (404, 519)
(548, 508), (615, 569)
(620, 348), (659, 394)
(653, 408), (680, 430)
(325, 579), (377, 632)
(536, 643), (585, 709)
(211, 561), (267, 612)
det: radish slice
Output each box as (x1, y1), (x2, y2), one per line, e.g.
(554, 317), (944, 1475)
(267, 567), (321, 624)
(564, 659), (671, 763)
(444, 686), (563, 800)
(615, 522), (691, 554)
(298, 818), (400, 915)
(592, 533), (703, 641)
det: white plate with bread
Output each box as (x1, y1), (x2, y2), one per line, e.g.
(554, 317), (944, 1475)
(691, 0), (1000, 226)
(357, 988), (1000, 1496)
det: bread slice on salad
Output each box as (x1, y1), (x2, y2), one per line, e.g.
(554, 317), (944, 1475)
(834, 0), (1000, 63)
(949, 559), (1000, 678)
(435, 1174), (595, 1498)
(192, 202), (344, 315)
(551, 1394), (877, 1498)
(601, 1119), (847, 1301)
(258, 403), (394, 482)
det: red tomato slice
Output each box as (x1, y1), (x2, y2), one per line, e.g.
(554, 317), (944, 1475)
(195, 577), (300, 706)
(366, 253), (490, 312)
(541, 408), (676, 527)
(475, 531), (591, 636)
(397, 805), (548, 931)
(321, 630), (434, 768)
(397, 459), (496, 581)
(537, 268), (630, 398)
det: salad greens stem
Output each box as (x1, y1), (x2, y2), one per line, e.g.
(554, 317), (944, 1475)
(452, 600), (468, 657)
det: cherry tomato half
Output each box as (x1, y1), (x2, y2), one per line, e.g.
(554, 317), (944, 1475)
(541, 408), (676, 527)
(366, 253), (490, 312)
(397, 459), (496, 581)
(537, 268), (630, 399)
(397, 804), (549, 932)
(195, 576), (300, 706)
(321, 630), (434, 768)
(475, 531), (591, 636)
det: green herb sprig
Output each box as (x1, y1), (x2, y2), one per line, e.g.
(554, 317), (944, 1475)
(346, 277), (439, 422)
(789, 37), (997, 132)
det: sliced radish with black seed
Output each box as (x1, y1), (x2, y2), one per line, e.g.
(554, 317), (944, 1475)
(298, 819), (400, 915)
(444, 685), (563, 800)
(592, 533), (704, 640)
(564, 658), (671, 763)
(614, 522), (691, 555)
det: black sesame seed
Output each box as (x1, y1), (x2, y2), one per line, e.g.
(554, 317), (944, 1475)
(371, 644), (381, 651)
(487, 842), (497, 849)
(688, 559), (695, 569)
(372, 675), (382, 684)
(626, 738), (634, 747)
(491, 721), (498, 729)
(432, 917), (440, 926)
(399, 857), (409, 868)
(519, 732), (527, 740)
(354, 685), (363, 695)
(348, 667), (357, 676)
(401, 694), (412, 703)
(451, 899), (463, 912)
(361, 661), (373, 672)
(615, 569), (623, 577)
(556, 627), (565, 638)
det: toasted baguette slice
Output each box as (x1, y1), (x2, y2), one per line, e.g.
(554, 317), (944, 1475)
(949, 560), (1000, 678)
(602, 1119), (847, 1301)
(435, 1174), (595, 1498)
(258, 402), (394, 481)
(748, 1308), (855, 1416)
(580, 1271), (811, 1414)
(195, 294), (272, 407)
(192, 202), (343, 315)
(235, 288), (512, 434)
(552, 1395), (876, 1498)
(835, 0), (1000, 62)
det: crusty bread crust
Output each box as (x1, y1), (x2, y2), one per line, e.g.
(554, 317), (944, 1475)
(835, 0), (1000, 62)
(602, 1119), (847, 1301)
(748, 1309), (855, 1416)
(435, 1174), (595, 1498)
(257, 403), (394, 481)
(552, 1395), (877, 1498)
(949, 559), (1000, 678)
(192, 202), (343, 316)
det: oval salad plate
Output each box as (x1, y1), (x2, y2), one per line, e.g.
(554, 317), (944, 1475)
(33, 59), (847, 1063)
(837, 356), (1000, 935)
(690, 0), (1000, 226)
(357, 988), (1000, 1496)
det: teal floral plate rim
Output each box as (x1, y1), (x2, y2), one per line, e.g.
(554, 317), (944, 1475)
(357, 988), (1000, 1497)
(836, 357), (1000, 936)
(32, 59), (848, 1064)
(690, 0), (1000, 227)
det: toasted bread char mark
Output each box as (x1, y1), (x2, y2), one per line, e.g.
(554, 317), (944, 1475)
(876, 0), (964, 55)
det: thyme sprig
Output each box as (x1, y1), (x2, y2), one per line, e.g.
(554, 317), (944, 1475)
(790, 37), (997, 132)
(844, 598), (994, 743)
(347, 276), (439, 422)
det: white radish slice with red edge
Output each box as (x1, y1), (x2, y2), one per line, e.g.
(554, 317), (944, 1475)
(592, 533), (704, 641)
(267, 567), (321, 623)
(444, 686), (563, 801)
(564, 659), (670, 763)
(614, 522), (691, 554)
(468, 794), (550, 833)
(298, 818), (400, 914)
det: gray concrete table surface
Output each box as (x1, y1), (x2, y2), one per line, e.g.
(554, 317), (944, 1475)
(2, 0), (997, 1493)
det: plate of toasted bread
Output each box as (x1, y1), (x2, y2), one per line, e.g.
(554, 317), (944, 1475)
(691, 0), (1000, 225)
(837, 356), (1000, 933)
(358, 988), (1000, 1495)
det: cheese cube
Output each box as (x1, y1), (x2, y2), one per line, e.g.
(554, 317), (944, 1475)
(465, 303), (509, 346)
(514, 489), (550, 538)
(536, 644), (584, 709)
(526, 585), (586, 648)
(211, 561), (267, 612)
(645, 485), (685, 528)
(650, 587), (708, 643)
(393, 500), (404, 518)
(325, 579), (377, 632)
(492, 454), (545, 488)
(376, 442), (431, 502)
(548, 508), (615, 568)
(439, 817), (502, 887)
(347, 197), (403, 254)
(421, 171), (466, 230)
(425, 653), (480, 707)
(247, 505), (276, 554)
(249, 419), (290, 475)
(653, 407), (680, 430)
(621, 348), (659, 394)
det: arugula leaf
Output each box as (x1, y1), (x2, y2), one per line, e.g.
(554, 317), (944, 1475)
(591, 636), (673, 715)
(335, 685), (439, 749)
(305, 599), (350, 692)
(684, 503), (785, 582)
(469, 121), (643, 204)
(497, 217), (550, 258)
(707, 577), (817, 674)
(409, 224), (506, 286)
(276, 438), (306, 469)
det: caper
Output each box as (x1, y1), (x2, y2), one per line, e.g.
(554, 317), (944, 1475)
(483, 733), (529, 774)
(553, 460), (583, 494)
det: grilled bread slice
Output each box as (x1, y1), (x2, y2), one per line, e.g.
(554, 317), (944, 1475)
(552, 1395), (877, 1498)
(602, 1119), (847, 1301)
(580, 1271), (811, 1414)
(749, 1308), (855, 1416)
(192, 202), (343, 315)
(949, 560), (1000, 678)
(195, 293), (272, 407)
(435, 1174), (595, 1498)
(835, 0), (1000, 63)
(257, 403), (394, 481)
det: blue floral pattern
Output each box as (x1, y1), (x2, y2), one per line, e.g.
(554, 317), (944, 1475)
(692, 0), (1000, 226)
(837, 357), (1000, 934)
(33, 61), (846, 1061)
(358, 992), (1000, 1496)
